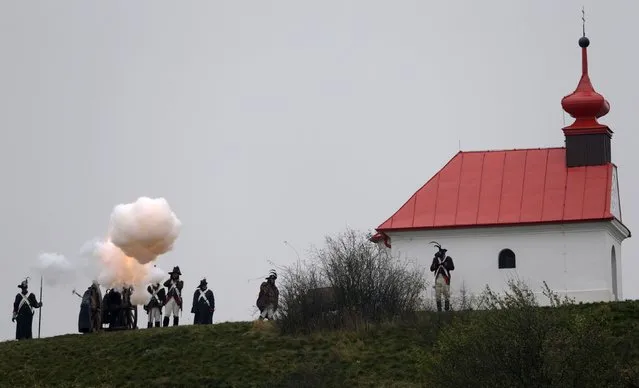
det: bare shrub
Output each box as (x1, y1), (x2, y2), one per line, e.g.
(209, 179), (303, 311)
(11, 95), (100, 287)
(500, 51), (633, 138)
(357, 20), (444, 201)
(277, 228), (427, 334)
(452, 281), (478, 311)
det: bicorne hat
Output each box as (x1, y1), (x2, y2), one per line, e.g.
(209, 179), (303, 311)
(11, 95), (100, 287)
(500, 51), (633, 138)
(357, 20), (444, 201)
(168, 266), (182, 276)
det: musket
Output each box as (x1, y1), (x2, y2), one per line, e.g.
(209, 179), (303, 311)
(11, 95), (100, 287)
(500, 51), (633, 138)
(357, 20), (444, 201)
(37, 276), (43, 339)
(72, 289), (82, 298)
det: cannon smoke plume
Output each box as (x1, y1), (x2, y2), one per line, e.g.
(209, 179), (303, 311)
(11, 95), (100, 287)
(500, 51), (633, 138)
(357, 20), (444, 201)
(34, 197), (181, 305)
(33, 252), (76, 287)
(108, 197), (181, 265)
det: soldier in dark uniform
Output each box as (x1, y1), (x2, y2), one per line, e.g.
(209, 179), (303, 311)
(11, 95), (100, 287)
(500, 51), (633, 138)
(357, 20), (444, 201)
(77, 281), (103, 333)
(88, 281), (103, 332)
(163, 266), (184, 327)
(256, 270), (279, 321)
(101, 288), (113, 329)
(103, 287), (132, 330)
(144, 282), (166, 328)
(103, 288), (122, 329)
(429, 242), (455, 312)
(121, 286), (137, 329)
(191, 278), (215, 325)
(12, 278), (42, 340)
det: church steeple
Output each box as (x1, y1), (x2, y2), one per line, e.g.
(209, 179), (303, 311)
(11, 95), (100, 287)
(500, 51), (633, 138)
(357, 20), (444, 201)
(561, 35), (611, 131)
(561, 25), (613, 167)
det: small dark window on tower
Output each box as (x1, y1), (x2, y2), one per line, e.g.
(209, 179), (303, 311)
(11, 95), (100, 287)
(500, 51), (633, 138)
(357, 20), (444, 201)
(498, 249), (516, 269)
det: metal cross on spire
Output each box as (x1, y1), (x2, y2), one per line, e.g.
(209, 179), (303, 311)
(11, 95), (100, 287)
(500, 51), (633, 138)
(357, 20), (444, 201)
(582, 6), (586, 37)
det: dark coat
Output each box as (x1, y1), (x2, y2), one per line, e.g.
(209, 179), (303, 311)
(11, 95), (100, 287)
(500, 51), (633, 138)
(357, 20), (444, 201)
(144, 285), (166, 311)
(102, 288), (134, 329)
(78, 288), (95, 333)
(256, 281), (279, 312)
(89, 284), (103, 331)
(430, 255), (455, 284)
(163, 279), (184, 308)
(13, 291), (41, 340)
(191, 288), (215, 324)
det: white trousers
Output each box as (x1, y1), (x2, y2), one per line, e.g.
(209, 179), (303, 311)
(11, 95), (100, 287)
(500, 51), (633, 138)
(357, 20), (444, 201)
(435, 276), (451, 302)
(148, 307), (161, 323)
(165, 298), (181, 317)
(260, 304), (276, 320)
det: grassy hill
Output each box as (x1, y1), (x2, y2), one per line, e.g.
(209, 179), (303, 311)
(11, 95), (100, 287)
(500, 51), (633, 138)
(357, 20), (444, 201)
(2, 301), (638, 388)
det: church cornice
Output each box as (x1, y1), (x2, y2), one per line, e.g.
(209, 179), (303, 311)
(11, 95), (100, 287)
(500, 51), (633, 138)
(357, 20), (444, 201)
(607, 218), (631, 242)
(385, 220), (626, 240)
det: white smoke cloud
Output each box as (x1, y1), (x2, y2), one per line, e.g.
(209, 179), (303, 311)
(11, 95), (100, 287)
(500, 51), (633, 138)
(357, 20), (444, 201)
(95, 240), (140, 288)
(131, 285), (152, 306)
(77, 238), (103, 281)
(108, 197), (181, 265)
(97, 197), (181, 305)
(145, 265), (167, 285)
(32, 252), (76, 287)
(32, 197), (181, 306)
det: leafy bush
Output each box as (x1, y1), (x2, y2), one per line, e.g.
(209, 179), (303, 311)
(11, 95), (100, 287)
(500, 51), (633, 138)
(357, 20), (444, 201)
(277, 228), (427, 334)
(424, 280), (626, 388)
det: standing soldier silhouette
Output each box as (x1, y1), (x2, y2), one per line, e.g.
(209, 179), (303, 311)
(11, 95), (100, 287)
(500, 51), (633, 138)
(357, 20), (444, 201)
(163, 266), (183, 326)
(191, 278), (215, 324)
(429, 242), (455, 312)
(256, 270), (279, 321)
(144, 282), (166, 328)
(12, 278), (43, 340)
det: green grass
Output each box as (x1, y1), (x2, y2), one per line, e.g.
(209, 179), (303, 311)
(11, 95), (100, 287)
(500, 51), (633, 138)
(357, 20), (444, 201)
(1, 301), (638, 388)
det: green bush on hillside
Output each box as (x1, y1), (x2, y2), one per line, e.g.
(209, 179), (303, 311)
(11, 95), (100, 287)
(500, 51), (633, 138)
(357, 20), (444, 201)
(424, 280), (625, 388)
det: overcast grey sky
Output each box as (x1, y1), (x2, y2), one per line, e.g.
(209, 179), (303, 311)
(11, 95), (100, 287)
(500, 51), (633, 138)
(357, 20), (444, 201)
(1, 1), (637, 341)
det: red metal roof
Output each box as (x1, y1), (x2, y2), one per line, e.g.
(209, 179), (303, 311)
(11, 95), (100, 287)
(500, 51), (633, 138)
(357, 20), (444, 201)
(376, 147), (615, 232)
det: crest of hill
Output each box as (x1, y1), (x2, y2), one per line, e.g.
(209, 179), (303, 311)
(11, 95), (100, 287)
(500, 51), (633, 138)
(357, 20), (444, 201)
(1, 300), (638, 387)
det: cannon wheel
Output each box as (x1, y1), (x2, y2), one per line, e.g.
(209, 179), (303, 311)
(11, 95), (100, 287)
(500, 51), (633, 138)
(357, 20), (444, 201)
(126, 305), (138, 330)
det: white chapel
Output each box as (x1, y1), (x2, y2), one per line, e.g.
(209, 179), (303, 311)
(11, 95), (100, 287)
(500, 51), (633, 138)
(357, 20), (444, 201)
(370, 33), (631, 305)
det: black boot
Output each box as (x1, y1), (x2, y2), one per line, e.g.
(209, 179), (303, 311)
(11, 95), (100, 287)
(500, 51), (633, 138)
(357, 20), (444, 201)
(163, 317), (170, 327)
(147, 322), (152, 329)
(155, 321), (161, 328)
(444, 300), (450, 311)
(436, 301), (442, 312)
(173, 317), (179, 326)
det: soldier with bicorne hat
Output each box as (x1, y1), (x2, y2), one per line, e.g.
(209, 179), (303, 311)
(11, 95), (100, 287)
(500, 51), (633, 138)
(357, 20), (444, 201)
(163, 266), (183, 326)
(191, 278), (215, 325)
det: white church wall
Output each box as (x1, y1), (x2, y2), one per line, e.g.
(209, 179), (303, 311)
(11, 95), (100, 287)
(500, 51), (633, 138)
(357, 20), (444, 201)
(605, 224), (625, 301)
(385, 221), (627, 306)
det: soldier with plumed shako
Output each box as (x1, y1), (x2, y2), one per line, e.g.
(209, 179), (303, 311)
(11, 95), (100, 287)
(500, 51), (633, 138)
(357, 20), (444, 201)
(256, 270), (279, 321)
(12, 278), (42, 340)
(429, 241), (455, 312)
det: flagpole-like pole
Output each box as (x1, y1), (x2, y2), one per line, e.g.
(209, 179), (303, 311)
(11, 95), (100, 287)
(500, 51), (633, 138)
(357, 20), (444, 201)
(38, 275), (43, 339)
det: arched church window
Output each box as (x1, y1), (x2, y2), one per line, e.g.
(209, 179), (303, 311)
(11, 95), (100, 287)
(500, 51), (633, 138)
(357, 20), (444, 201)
(498, 249), (516, 269)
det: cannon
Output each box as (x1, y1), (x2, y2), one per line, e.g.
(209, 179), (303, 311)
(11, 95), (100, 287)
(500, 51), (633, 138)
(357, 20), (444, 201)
(101, 287), (138, 331)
